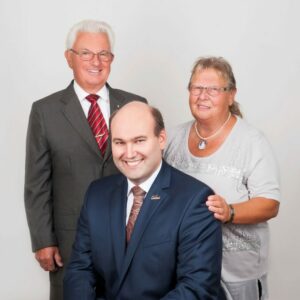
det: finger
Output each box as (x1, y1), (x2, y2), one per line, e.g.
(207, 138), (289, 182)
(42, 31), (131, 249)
(36, 255), (55, 271)
(207, 195), (216, 201)
(47, 260), (57, 272)
(207, 195), (219, 202)
(207, 203), (224, 213)
(213, 213), (224, 221)
(206, 197), (223, 207)
(206, 200), (219, 208)
(215, 210), (229, 222)
(54, 251), (63, 267)
(207, 205), (218, 213)
(43, 259), (55, 271)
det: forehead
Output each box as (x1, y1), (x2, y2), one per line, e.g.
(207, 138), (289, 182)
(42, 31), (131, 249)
(111, 107), (155, 138)
(191, 68), (227, 84)
(73, 32), (110, 49)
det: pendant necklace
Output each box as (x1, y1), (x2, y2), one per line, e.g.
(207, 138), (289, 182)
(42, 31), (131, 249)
(194, 113), (231, 150)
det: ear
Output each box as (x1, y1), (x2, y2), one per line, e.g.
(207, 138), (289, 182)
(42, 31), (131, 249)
(158, 129), (167, 150)
(229, 88), (237, 106)
(64, 50), (73, 69)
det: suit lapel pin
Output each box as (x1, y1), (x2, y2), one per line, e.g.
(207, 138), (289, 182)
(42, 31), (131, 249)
(151, 194), (160, 201)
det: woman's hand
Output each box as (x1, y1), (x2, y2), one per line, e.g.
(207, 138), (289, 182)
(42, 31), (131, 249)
(206, 194), (231, 223)
(206, 195), (279, 224)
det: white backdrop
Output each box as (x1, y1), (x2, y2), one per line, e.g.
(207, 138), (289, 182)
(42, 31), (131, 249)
(1, 0), (299, 299)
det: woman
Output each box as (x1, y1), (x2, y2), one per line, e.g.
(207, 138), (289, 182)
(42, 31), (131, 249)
(164, 56), (280, 300)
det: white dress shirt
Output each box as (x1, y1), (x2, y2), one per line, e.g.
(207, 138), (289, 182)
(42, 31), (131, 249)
(126, 161), (162, 224)
(73, 80), (110, 126)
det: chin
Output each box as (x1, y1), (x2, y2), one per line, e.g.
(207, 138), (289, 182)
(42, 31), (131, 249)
(127, 174), (144, 185)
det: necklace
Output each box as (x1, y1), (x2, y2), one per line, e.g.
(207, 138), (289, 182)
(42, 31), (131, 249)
(194, 112), (231, 150)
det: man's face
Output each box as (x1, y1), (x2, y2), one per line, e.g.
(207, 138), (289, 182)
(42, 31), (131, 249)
(65, 32), (113, 93)
(111, 103), (166, 186)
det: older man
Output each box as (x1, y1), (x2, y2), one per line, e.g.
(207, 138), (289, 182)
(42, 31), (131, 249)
(24, 20), (146, 300)
(64, 102), (223, 300)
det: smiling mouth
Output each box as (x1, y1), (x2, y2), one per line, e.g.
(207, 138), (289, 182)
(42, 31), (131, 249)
(197, 104), (210, 109)
(88, 69), (102, 75)
(124, 159), (143, 167)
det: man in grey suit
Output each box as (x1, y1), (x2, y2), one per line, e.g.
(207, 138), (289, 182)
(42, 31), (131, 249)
(24, 19), (146, 300)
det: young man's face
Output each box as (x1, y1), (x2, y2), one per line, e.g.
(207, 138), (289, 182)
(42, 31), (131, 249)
(111, 103), (166, 185)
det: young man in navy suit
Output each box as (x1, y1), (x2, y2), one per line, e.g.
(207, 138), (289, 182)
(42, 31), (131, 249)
(64, 101), (223, 299)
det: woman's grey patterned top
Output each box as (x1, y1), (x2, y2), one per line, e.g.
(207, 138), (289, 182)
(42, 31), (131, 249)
(164, 117), (280, 282)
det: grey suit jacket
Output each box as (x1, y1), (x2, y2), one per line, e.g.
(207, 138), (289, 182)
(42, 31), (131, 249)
(24, 81), (146, 285)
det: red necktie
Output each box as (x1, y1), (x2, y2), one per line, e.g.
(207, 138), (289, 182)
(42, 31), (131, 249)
(126, 186), (146, 242)
(86, 94), (109, 156)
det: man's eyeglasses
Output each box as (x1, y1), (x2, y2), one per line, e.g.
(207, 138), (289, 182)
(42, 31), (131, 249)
(69, 49), (114, 62)
(189, 85), (231, 97)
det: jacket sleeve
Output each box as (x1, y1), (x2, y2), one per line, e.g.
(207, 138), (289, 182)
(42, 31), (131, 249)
(24, 102), (57, 251)
(161, 186), (223, 300)
(64, 192), (97, 300)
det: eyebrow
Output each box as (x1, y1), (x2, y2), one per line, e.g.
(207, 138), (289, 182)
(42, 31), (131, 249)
(112, 135), (147, 142)
(112, 138), (124, 142)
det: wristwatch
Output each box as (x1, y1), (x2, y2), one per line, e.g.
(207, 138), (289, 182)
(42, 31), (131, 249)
(225, 204), (235, 224)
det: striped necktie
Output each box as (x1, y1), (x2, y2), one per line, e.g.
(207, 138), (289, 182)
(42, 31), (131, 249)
(126, 186), (146, 242)
(86, 94), (109, 156)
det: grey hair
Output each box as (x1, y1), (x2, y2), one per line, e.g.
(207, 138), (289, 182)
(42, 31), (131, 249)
(65, 19), (115, 51)
(188, 56), (243, 118)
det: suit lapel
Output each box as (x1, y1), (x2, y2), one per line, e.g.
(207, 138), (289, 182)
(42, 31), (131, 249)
(114, 162), (171, 295)
(61, 82), (130, 160)
(108, 84), (124, 113)
(61, 82), (102, 158)
(102, 85), (124, 161)
(109, 176), (127, 278)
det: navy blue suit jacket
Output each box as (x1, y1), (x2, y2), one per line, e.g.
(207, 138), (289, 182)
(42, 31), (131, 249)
(64, 161), (223, 299)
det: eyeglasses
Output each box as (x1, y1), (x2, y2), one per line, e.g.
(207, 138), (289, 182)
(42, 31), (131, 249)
(189, 85), (231, 97)
(69, 49), (114, 62)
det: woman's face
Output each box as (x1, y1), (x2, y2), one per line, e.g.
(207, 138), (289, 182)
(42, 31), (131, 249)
(189, 68), (236, 123)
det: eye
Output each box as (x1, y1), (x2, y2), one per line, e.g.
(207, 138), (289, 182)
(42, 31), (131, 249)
(80, 50), (92, 58)
(207, 87), (220, 96)
(135, 138), (146, 144)
(100, 51), (109, 57)
(210, 87), (219, 92)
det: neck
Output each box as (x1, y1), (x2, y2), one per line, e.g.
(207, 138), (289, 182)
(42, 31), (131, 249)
(196, 112), (231, 137)
(194, 112), (232, 147)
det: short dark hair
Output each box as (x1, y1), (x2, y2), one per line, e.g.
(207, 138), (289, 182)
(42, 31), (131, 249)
(149, 106), (165, 136)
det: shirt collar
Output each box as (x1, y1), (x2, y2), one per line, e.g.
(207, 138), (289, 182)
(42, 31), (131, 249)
(73, 80), (109, 102)
(127, 161), (163, 196)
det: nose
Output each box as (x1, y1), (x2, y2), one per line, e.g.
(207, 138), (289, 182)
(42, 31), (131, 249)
(125, 143), (136, 158)
(197, 88), (209, 100)
(90, 53), (102, 66)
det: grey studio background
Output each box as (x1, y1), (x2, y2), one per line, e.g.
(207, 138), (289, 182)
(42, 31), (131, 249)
(0, 0), (299, 299)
